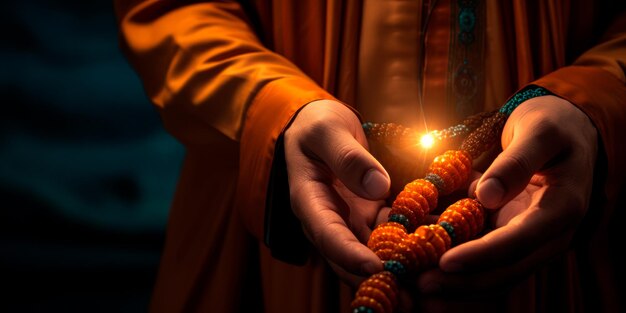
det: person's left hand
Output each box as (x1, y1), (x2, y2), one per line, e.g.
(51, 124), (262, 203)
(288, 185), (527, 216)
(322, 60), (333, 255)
(414, 95), (598, 297)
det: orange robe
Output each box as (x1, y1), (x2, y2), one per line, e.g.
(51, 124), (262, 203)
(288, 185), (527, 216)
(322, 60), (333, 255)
(115, 0), (626, 312)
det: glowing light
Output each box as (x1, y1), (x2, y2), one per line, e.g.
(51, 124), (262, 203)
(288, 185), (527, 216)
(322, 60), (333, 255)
(419, 133), (435, 149)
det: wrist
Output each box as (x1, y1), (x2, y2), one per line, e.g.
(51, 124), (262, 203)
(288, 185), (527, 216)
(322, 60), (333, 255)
(500, 86), (552, 116)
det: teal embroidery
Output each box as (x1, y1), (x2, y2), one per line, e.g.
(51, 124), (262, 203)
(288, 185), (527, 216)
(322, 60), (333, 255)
(499, 87), (552, 116)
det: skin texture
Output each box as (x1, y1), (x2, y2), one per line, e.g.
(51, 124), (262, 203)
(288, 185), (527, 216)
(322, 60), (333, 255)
(284, 99), (389, 277)
(416, 95), (598, 297)
(286, 95), (598, 310)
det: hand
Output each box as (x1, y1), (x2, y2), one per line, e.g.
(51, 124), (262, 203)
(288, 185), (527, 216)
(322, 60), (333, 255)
(417, 95), (598, 296)
(284, 100), (390, 280)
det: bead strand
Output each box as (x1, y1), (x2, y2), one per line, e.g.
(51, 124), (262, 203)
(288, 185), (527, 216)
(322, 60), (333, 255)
(352, 198), (485, 313)
(363, 110), (496, 147)
(352, 87), (552, 313)
(353, 108), (504, 313)
(459, 112), (506, 159)
(362, 122), (413, 144)
(351, 147), (481, 313)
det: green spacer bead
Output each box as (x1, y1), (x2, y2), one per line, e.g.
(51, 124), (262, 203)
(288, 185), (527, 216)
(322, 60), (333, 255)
(424, 173), (446, 192)
(384, 260), (406, 277)
(439, 221), (457, 242)
(353, 306), (374, 313)
(389, 214), (411, 230)
(362, 122), (374, 135)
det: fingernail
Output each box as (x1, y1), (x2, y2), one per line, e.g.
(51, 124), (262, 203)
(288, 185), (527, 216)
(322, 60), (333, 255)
(362, 169), (389, 199)
(477, 178), (505, 208)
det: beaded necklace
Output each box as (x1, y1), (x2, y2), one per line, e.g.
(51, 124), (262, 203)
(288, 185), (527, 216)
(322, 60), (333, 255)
(351, 86), (550, 313)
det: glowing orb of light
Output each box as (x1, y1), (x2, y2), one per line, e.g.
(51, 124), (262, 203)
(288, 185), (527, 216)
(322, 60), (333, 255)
(419, 133), (435, 149)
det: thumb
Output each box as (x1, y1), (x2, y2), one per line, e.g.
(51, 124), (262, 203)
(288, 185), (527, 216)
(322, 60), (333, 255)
(476, 130), (561, 209)
(287, 99), (391, 200)
(316, 130), (391, 200)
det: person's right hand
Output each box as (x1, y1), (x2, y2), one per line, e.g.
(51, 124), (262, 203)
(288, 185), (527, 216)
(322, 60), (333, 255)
(284, 99), (390, 279)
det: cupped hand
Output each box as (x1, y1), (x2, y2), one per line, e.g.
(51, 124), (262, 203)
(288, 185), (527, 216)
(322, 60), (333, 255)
(417, 95), (598, 295)
(284, 100), (391, 279)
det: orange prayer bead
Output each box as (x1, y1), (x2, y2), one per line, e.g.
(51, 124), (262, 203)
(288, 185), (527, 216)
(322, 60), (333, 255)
(415, 224), (451, 255)
(375, 249), (395, 261)
(351, 296), (386, 313)
(368, 224), (406, 260)
(390, 179), (438, 231)
(449, 150), (472, 182)
(383, 221), (408, 231)
(429, 168), (454, 194)
(356, 286), (393, 313)
(370, 271), (398, 292)
(369, 240), (399, 254)
(351, 271), (399, 313)
(407, 232), (438, 266)
(402, 234), (429, 271)
(438, 208), (471, 243)
(355, 197), (487, 312)
(428, 150), (474, 194)
(391, 242), (418, 270)
(365, 279), (397, 307)
(356, 111), (502, 312)
(403, 179), (438, 210)
(437, 198), (484, 244)
(396, 190), (430, 215)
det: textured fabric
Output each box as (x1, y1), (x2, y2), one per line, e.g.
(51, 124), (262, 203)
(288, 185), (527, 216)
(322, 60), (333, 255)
(115, 0), (626, 312)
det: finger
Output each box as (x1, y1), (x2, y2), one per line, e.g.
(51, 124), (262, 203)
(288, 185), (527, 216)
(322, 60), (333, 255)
(305, 127), (390, 200)
(439, 184), (580, 273)
(467, 170), (483, 197)
(375, 206), (392, 227)
(417, 229), (574, 295)
(347, 199), (383, 244)
(476, 126), (563, 209)
(290, 174), (383, 276)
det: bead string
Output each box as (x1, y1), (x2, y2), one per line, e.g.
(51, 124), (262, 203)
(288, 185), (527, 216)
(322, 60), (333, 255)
(362, 110), (496, 147)
(352, 87), (550, 313)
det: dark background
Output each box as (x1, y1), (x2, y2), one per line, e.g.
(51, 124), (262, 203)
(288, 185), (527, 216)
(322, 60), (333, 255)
(1, 1), (184, 311)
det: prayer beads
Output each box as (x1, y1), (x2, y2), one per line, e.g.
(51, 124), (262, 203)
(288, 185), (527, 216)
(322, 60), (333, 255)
(354, 117), (497, 312)
(362, 122), (413, 144)
(351, 146), (484, 313)
(389, 179), (438, 232)
(363, 111), (496, 147)
(353, 198), (485, 313)
(352, 271), (398, 313)
(460, 112), (506, 158)
(427, 150), (472, 194)
(353, 87), (550, 313)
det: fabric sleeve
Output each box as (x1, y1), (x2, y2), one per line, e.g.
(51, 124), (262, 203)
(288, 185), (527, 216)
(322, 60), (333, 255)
(527, 11), (626, 309)
(114, 0), (336, 240)
(530, 10), (626, 205)
(531, 9), (626, 243)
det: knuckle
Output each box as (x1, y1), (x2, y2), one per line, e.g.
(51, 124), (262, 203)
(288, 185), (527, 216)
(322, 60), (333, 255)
(302, 118), (329, 142)
(501, 153), (533, 177)
(333, 144), (363, 172)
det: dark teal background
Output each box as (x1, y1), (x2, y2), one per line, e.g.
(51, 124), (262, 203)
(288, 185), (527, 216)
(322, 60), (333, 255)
(1, 1), (184, 311)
